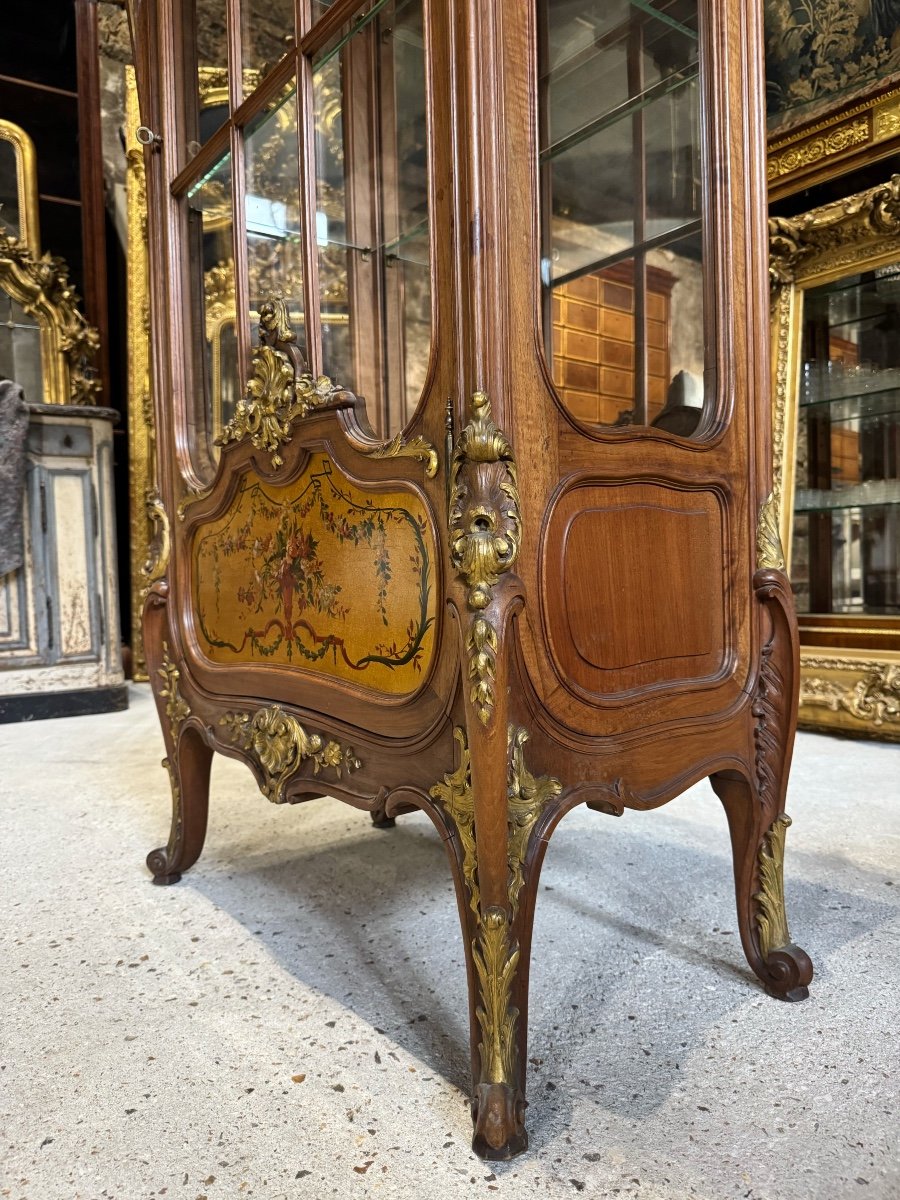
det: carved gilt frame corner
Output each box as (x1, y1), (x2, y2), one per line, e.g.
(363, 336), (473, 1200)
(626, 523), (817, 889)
(769, 175), (900, 742)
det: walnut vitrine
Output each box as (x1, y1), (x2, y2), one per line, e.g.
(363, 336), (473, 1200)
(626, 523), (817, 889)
(128, 0), (812, 1158)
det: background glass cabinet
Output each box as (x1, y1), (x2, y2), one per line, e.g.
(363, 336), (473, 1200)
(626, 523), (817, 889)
(771, 178), (900, 742)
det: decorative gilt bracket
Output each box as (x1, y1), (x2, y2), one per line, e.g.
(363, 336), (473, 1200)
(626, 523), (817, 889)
(448, 392), (522, 725)
(360, 431), (439, 478)
(220, 705), (361, 804)
(218, 297), (345, 468)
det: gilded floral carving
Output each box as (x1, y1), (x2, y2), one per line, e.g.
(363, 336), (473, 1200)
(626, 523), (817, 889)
(220, 705), (361, 804)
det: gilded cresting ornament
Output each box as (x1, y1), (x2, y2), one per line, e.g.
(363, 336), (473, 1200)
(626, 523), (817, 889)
(218, 298), (341, 469)
(448, 391), (521, 725)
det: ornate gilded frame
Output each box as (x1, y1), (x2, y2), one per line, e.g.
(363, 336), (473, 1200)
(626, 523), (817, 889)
(0, 119), (41, 251)
(767, 80), (900, 203)
(0, 120), (99, 408)
(769, 175), (900, 741)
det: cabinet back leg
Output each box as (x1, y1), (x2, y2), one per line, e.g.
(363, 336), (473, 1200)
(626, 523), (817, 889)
(710, 770), (812, 1001)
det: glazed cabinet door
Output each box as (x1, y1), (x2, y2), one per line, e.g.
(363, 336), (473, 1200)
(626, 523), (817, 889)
(131, 0), (462, 750)
(472, 0), (775, 792)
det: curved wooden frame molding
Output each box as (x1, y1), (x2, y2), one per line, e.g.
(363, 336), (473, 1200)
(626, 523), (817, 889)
(0, 119), (41, 252)
(767, 81), (900, 203)
(769, 174), (900, 742)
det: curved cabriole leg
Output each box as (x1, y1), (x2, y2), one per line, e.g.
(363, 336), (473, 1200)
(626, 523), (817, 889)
(711, 771), (812, 1001)
(144, 594), (212, 885)
(147, 723), (212, 885)
(710, 565), (813, 1001)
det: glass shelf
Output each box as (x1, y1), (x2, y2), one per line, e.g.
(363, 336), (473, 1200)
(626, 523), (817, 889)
(795, 484), (900, 513)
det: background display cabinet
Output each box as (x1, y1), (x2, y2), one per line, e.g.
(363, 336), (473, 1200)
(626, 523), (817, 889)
(771, 176), (900, 742)
(129, 0), (812, 1158)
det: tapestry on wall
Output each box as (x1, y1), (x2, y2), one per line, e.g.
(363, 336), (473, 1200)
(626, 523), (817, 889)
(766, 0), (900, 131)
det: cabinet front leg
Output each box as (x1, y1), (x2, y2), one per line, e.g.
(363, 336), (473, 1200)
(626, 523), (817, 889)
(145, 598), (211, 885)
(147, 723), (212, 885)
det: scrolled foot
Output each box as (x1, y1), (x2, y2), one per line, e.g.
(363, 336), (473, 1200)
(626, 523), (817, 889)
(762, 943), (813, 1002)
(471, 1082), (527, 1160)
(147, 847), (182, 885)
(370, 812), (396, 830)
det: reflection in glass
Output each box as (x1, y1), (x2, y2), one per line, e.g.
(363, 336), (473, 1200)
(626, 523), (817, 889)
(0, 140), (21, 240)
(0, 293), (42, 402)
(241, 0), (295, 90)
(181, 1), (230, 166)
(312, 0), (431, 437)
(243, 87), (305, 351)
(538, 0), (708, 433)
(186, 152), (237, 453)
(792, 271), (900, 616)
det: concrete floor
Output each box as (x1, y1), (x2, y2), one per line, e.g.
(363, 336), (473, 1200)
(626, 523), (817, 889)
(1, 684), (898, 1200)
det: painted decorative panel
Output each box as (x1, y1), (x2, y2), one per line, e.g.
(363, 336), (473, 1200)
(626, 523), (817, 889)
(765, 1), (900, 131)
(192, 452), (437, 693)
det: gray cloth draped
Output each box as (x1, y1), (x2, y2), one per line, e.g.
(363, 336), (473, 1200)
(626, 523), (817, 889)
(0, 379), (29, 577)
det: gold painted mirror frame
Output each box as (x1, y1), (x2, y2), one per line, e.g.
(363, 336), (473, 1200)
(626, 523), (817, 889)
(770, 175), (900, 740)
(0, 119), (100, 407)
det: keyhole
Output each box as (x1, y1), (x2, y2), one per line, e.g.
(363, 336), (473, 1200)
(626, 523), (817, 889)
(473, 516), (491, 532)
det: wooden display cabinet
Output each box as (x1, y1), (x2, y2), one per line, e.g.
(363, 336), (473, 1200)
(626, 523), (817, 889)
(771, 176), (900, 741)
(127, 0), (812, 1158)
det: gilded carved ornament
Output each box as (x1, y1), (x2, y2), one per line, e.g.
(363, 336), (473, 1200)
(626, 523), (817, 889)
(219, 705), (361, 804)
(430, 725), (562, 1096)
(217, 299), (342, 468)
(0, 227), (101, 405)
(755, 814), (793, 962)
(142, 488), (171, 587)
(756, 493), (786, 572)
(799, 661), (900, 730)
(158, 642), (190, 747)
(448, 392), (522, 726)
(769, 174), (900, 286)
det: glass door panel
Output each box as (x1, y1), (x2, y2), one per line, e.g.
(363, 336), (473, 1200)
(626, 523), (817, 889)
(180, 0), (231, 167)
(243, 86), (305, 350)
(240, 0), (296, 91)
(538, 0), (710, 436)
(311, 0), (431, 438)
(185, 151), (237, 451)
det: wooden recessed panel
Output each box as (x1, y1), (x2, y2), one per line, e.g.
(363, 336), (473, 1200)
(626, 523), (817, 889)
(190, 452), (437, 695)
(543, 483), (727, 696)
